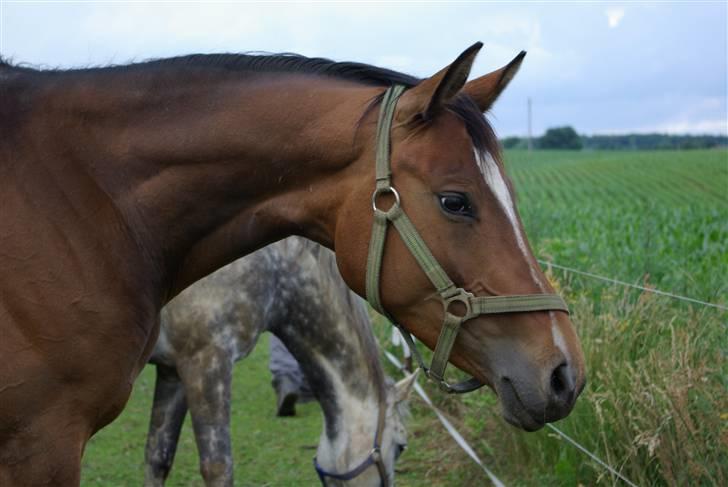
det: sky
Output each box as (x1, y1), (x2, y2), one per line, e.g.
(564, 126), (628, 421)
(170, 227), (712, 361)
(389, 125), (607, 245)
(1, 1), (726, 137)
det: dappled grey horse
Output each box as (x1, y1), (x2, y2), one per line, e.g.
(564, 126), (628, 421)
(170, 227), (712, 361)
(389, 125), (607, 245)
(145, 237), (414, 486)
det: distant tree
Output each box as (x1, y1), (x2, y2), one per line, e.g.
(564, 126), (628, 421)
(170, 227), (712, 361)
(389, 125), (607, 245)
(581, 133), (728, 150)
(540, 126), (583, 150)
(501, 136), (523, 149)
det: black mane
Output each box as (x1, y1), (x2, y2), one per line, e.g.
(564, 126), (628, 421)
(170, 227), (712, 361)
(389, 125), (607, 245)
(174, 53), (499, 157)
(1, 51), (499, 154)
(155, 52), (422, 88)
(156, 53), (498, 155)
(1, 51), (419, 85)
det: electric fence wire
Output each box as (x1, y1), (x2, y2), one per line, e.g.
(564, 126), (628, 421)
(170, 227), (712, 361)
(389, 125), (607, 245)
(538, 259), (727, 311)
(383, 350), (506, 487)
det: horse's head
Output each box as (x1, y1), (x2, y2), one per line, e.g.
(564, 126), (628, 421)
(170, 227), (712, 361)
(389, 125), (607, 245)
(314, 372), (414, 486)
(336, 43), (585, 431)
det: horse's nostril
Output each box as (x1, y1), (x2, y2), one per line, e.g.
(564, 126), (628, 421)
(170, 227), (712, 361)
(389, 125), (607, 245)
(551, 366), (565, 394)
(550, 362), (575, 405)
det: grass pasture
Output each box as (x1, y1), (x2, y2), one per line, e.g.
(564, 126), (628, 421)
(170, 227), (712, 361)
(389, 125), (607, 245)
(82, 149), (727, 486)
(81, 334), (327, 486)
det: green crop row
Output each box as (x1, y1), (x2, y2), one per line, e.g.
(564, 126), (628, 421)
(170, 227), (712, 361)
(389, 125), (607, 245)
(508, 149), (727, 303)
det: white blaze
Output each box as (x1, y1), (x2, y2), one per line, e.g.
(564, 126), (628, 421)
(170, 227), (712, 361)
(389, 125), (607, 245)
(473, 149), (544, 290)
(550, 312), (571, 361)
(474, 148), (567, 353)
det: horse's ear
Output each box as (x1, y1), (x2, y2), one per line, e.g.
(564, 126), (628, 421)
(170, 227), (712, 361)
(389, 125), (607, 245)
(395, 370), (419, 403)
(397, 42), (483, 122)
(463, 50), (526, 113)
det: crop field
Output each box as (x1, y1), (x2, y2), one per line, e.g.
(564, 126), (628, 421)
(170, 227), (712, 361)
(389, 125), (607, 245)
(508, 149), (726, 303)
(81, 149), (726, 486)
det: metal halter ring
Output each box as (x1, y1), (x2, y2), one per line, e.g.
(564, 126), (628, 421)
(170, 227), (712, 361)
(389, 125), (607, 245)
(371, 186), (401, 214)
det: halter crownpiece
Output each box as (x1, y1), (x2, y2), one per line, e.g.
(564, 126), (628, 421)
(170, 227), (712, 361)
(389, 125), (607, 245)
(366, 85), (569, 394)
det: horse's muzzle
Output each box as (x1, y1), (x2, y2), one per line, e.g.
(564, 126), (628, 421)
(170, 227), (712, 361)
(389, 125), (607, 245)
(496, 360), (583, 431)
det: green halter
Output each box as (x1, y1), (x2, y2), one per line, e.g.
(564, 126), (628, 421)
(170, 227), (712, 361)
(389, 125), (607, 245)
(366, 85), (569, 393)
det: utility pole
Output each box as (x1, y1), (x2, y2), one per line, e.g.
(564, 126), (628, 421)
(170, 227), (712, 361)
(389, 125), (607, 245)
(527, 97), (533, 152)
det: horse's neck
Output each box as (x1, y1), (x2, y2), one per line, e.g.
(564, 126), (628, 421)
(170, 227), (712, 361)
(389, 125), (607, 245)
(266, 244), (384, 464)
(276, 319), (383, 468)
(52, 70), (379, 303)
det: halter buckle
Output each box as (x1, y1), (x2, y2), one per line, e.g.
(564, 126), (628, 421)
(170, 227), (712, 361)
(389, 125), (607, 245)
(437, 379), (456, 393)
(443, 289), (474, 321)
(371, 446), (382, 463)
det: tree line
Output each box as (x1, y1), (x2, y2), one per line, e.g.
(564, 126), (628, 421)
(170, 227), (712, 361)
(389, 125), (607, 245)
(502, 126), (728, 150)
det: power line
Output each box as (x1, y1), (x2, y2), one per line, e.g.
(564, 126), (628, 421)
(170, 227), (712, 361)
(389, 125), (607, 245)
(527, 97), (533, 152)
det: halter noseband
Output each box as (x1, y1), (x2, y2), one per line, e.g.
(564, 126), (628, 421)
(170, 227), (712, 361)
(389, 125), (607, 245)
(313, 387), (389, 486)
(366, 85), (570, 394)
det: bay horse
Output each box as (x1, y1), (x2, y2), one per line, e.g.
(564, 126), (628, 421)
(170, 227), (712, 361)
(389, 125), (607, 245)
(0, 43), (585, 485)
(145, 237), (413, 486)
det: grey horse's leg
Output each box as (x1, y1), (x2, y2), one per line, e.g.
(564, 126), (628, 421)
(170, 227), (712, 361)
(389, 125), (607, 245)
(144, 364), (188, 487)
(179, 350), (234, 487)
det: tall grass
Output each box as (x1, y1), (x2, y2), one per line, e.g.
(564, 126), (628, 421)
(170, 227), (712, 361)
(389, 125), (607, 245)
(456, 281), (725, 486)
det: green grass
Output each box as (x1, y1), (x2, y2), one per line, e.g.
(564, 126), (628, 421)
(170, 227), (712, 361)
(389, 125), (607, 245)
(81, 333), (467, 486)
(82, 334), (326, 486)
(398, 282), (727, 487)
(83, 149), (727, 486)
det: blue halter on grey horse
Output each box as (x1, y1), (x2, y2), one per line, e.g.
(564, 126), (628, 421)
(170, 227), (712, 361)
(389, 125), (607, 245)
(145, 237), (415, 486)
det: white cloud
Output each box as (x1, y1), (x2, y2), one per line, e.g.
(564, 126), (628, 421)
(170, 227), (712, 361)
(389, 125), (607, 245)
(606, 8), (625, 28)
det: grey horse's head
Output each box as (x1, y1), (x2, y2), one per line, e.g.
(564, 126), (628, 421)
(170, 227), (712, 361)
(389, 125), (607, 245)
(314, 372), (416, 486)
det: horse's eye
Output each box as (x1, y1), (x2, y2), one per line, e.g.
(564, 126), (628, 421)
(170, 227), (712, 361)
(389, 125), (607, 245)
(439, 192), (473, 217)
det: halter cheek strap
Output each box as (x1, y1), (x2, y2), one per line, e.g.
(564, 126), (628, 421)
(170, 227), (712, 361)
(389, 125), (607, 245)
(366, 85), (569, 394)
